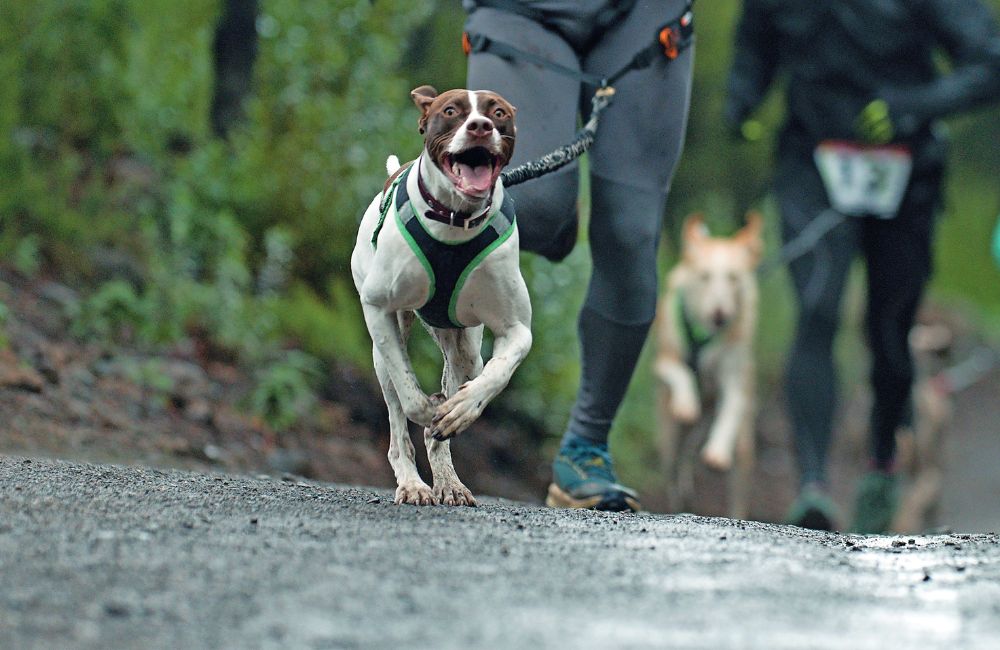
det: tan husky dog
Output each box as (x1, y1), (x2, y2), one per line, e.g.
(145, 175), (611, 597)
(654, 213), (763, 519)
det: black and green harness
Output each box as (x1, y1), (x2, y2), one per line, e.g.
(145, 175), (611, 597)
(674, 291), (721, 371)
(372, 166), (516, 329)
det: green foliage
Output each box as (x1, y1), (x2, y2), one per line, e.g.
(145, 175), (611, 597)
(179, 0), (435, 286)
(250, 350), (323, 431)
(11, 235), (42, 277)
(0, 0), (216, 280)
(2, 0), (439, 421)
(0, 299), (9, 349)
(274, 281), (368, 368)
(121, 0), (218, 157)
(121, 357), (176, 409)
(71, 280), (149, 342)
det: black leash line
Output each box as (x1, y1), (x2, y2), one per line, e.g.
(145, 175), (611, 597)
(757, 207), (847, 277)
(500, 88), (615, 187)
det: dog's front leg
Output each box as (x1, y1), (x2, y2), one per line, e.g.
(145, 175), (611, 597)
(373, 346), (438, 506)
(654, 356), (701, 424)
(361, 301), (437, 427)
(430, 321), (531, 441)
(423, 327), (483, 506)
(701, 350), (752, 472)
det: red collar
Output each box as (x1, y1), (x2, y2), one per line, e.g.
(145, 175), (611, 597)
(416, 169), (492, 230)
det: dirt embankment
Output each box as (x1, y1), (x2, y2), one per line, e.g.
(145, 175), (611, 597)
(0, 267), (549, 503)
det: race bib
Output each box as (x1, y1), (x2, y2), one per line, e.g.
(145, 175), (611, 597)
(813, 141), (912, 218)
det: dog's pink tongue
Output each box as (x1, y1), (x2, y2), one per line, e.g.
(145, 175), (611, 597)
(457, 162), (493, 192)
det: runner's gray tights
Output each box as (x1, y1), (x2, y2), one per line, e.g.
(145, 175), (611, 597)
(519, 175), (666, 447)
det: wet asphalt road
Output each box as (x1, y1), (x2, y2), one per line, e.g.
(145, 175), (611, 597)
(2, 455), (1000, 650)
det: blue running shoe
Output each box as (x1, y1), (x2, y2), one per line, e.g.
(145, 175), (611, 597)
(546, 435), (641, 512)
(851, 471), (900, 534)
(786, 483), (839, 531)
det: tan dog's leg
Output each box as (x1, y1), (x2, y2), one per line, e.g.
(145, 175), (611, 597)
(655, 355), (701, 511)
(655, 357), (701, 424)
(892, 382), (949, 532)
(423, 327), (483, 506)
(728, 402), (755, 520)
(656, 380), (686, 513)
(374, 312), (437, 506)
(701, 352), (752, 471)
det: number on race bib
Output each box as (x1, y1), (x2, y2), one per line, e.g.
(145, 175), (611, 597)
(814, 141), (913, 219)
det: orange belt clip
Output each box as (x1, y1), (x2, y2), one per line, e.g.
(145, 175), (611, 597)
(462, 31), (472, 56)
(659, 11), (693, 60)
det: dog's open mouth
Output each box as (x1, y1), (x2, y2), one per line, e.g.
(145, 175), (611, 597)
(442, 146), (502, 197)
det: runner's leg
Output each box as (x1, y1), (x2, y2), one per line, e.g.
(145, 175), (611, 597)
(777, 158), (858, 487)
(565, 0), (694, 446)
(862, 173), (939, 469)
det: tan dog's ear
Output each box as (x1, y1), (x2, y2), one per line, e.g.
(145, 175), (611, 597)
(736, 211), (764, 264)
(410, 85), (438, 134)
(682, 213), (708, 261)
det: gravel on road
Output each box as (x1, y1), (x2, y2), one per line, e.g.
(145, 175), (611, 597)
(2, 455), (999, 649)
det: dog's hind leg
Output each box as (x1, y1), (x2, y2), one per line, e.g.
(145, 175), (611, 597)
(376, 311), (437, 506)
(423, 326), (483, 506)
(727, 417), (755, 520)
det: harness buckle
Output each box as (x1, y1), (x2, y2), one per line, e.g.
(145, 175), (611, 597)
(659, 10), (694, 60)
(659, 25), (680, 59)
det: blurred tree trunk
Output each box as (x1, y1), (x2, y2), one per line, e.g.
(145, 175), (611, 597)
(210, 0), (258, 137)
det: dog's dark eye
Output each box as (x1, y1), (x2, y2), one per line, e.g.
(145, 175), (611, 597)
(493, 108), (506, 119)
(444, 106), (457, 117)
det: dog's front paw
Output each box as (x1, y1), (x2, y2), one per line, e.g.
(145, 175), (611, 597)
(671, 397), (701, 424)
(402, 393), (440, 428)
(700, 440), (734, 471)
(430, 385), (486, 441)
(434, 480), (477, 507)
(394, 482), (438, 506)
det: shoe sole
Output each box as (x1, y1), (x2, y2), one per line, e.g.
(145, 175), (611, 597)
(545, 483), (641, 513)
(792, 506), (835, 532)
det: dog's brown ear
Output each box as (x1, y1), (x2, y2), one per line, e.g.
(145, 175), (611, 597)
(736, 211), (764, 263)
(682, 213), (708, 260)
(411, 85), (438, 134)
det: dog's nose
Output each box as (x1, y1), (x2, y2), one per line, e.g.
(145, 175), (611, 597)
(712, 310), (729, 328)
(466, 118), (494, 137)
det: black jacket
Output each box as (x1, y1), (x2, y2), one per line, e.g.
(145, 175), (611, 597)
(725, 0), (1000, 161)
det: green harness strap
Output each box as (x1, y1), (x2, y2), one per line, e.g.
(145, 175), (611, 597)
(674, 291), (719, 369)
(370, 167), (517, 329)
(372, 171), (405, 249)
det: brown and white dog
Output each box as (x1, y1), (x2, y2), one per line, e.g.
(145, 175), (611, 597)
(351, 86), (531, 507)
(653, 213), (763, 519)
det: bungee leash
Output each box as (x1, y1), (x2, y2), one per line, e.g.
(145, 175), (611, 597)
(757, 207), (847, 278)
(500, 87), (615, 187)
